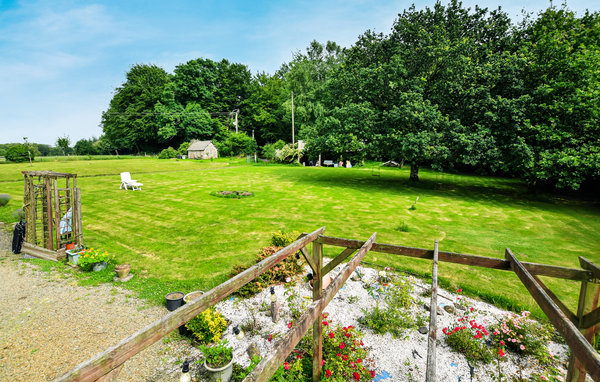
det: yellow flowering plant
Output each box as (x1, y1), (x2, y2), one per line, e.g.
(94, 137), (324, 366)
(185, 308), (228, 344)
(77, 247), (114, 271)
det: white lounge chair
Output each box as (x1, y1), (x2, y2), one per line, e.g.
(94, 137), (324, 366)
(120, 172), (143, 191)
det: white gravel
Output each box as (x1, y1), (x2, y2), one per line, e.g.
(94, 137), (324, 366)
(210, 262), (569, 381)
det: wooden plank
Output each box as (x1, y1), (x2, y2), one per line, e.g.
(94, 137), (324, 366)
(316, 235), (591, 281)
(505, 248), (600, 381)
(532, 275), (578, 325)
(244, 232), (377, 382)
(426, 241), (439, 382)
(322, 247), (356, 276)
(568, 280), (600, 381)
(21, 242), (59, 262)
(582, 308), (600, 330)
(53, 178), (61, 249)
(580, 257), (600, 280)
(95, 364), (122, 382)
(45, 177), (54, 250)
(312, 241), (323, 382)
(300, 246), (317, 274)
(53, 227), (325, 382)
(74, 188), (83, 246)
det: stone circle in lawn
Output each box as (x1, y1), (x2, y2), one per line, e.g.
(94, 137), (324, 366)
(210, 190), (254, 199)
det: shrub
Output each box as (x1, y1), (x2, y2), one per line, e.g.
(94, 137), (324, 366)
(359, 274), (419, 338)
(272, 315), (376, 381)
(231, 244), (304, 298)
(0, 194), (10, 207)
(215, 132), (257, 157)
(261, 140), (286, 160)
(5, 144), (31, 163)
(199, 339), (233, 368)
(77, 247), (114, 271)
(185, 308), (228, 344)
(271, 230), (300, 247)
(177, 141), (190, 155)
(443, 289), (493, 363)
(158, 147), (177, 159)
(274, 143), (301, 163)
(490, 311), (554, 363)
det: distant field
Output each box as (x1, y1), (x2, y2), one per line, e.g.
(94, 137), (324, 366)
(1, 158), (599, 318)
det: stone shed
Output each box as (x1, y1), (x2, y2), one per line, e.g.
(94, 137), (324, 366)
(187, 140), (218, 159)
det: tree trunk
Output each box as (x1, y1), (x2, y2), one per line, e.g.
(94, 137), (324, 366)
(410, 163), (419, 182)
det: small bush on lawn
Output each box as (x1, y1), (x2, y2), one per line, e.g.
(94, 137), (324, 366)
(359, 273), (420, 338)
(490, 311), (554, 364)
(158, 147), (177, 159)
(271, 230), (300, 247)
(0, 194), (10, 207)
(185, 308), (228, 344)
(5, 144), (32, 163)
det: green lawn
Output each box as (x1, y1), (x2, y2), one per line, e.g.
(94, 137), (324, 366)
(1, 158), (599, 319)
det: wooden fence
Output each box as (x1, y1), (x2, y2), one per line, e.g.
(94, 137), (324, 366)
(54, 228), (600, 382)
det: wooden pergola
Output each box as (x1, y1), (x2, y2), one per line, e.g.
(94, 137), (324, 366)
(22, 171), (82, 258)
(54, 228), (600, 382)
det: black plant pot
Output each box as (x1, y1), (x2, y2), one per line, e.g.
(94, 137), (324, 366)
(165, 292), (184, 311)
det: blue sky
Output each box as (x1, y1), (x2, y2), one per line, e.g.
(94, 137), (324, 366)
(0, 0), (596, 146)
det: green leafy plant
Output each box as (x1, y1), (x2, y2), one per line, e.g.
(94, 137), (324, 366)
(77, 247), (114, 271)
(185, 308), (228, 344)
(490, 311), (554, 363)
(199, 339), (233, 368)
(158, 147), (177, 159)
(359, 273), (418, 338)
(284, 282), (310, 320)
(271, 230), (300, 247)
(231, 241), (304, 298)
(443, 289), (493, 363)
(395, 221), (409, 232)
(231, 355), (262, 381)
(0, 194), (10, 207)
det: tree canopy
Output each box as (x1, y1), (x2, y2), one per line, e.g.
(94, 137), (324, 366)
(99, 2), (600, 190)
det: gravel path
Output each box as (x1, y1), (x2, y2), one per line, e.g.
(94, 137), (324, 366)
(0, 227), (191, 382)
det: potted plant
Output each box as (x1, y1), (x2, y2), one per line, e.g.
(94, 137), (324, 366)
(77, 247), (114, 271)
(200, 340), (234, 382)
(165, 292), (185, 311)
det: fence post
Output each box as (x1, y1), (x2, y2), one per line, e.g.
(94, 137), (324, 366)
(426, 240), (439, 382)
(312, 240), (323, 382)
(567, 280), (600, 382)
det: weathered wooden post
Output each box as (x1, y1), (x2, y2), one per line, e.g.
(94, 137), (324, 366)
(426, 240), (439, 382)
(312, 240), (323, 382)
(568, 257), (600, 382)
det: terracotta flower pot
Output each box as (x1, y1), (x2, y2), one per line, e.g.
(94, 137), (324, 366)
(115, 264), (131, 279)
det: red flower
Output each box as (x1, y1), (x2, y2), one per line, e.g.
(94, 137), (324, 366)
(370, 370), (376, 378)
(288, 322), (293, 329)
(323, 321), (328, 326)
(268, 334), (273, 342)
(342, 354), (348, 361)
(321, 360), (326, 366)
(499, 349), (506, 357)
(326, 370), (332, 378)
(343, 327), (348, 331)
(322, 313), (329, 319)
(470, 307), (475, 312)
(442, 327), (448, 335)
(339, 342), (345, 350)
(360, 341), (364, 346)
(457, 288), (462, 293)
(296, 354), (302, 359)
(337, 353), (342, 357)
(284, 362), (290, 370)
(353, 372), (360, 380)
(350, 361), (355, 368)
(357, 358), (362, 364)
(500, 340), (505, 346)
(345, 332), (351, 338)
(329, 332), (334, 339)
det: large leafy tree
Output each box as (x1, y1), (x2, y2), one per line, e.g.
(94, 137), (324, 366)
(101, 64), (170, 153)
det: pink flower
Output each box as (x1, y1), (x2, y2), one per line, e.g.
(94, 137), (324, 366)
(321, 360), (326, 366)
(287, 322), (293, 329)
(540, 376), (548, 381)
(520, 344), (525, 350)
(284, 362), (290, 370)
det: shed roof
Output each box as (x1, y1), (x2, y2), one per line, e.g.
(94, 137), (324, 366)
(187, 140), (214, 151)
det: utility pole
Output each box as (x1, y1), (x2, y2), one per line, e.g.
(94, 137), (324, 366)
(291, 92), (295, 145)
